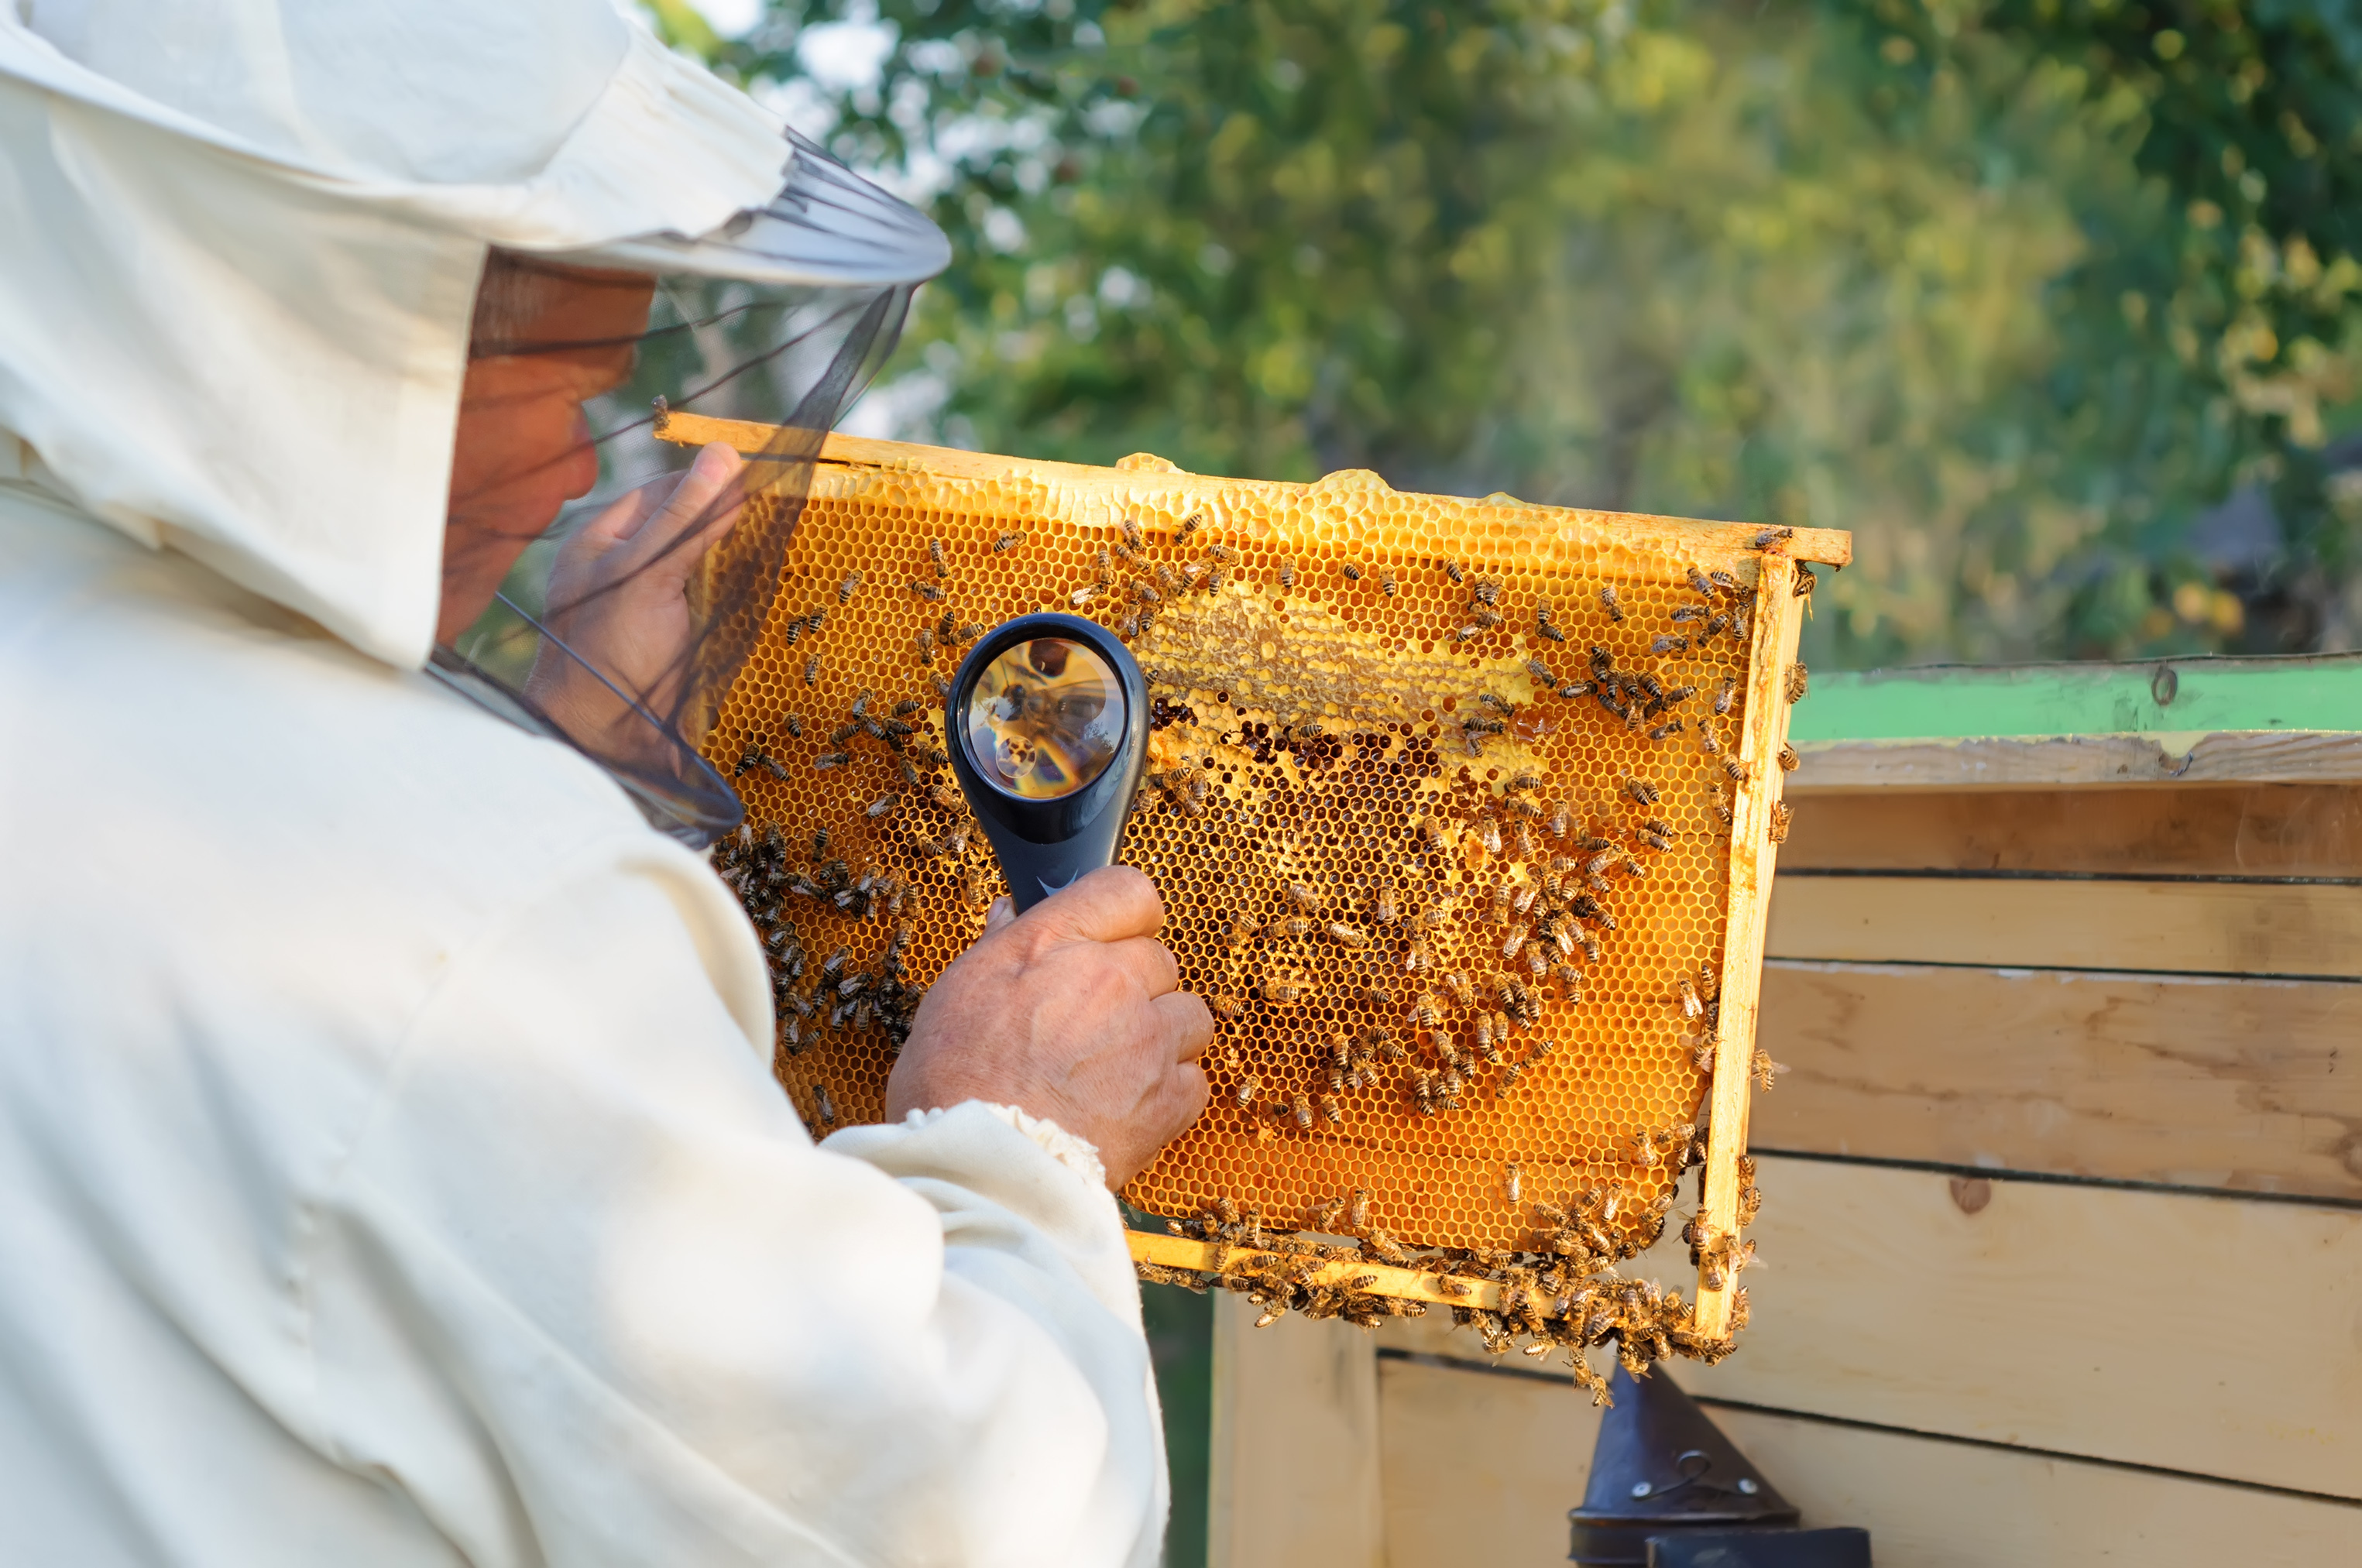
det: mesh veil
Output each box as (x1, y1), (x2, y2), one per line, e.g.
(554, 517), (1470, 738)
(433, 131), (940, 846)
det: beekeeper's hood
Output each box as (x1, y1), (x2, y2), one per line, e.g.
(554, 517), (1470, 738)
(0, 0), (949, 844)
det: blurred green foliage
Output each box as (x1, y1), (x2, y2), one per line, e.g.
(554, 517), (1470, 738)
(668, 0), (2362, 667)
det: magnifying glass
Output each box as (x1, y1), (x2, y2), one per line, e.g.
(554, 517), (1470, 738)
(946, 612), (1152, 913)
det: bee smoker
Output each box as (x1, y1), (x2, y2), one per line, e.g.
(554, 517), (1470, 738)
(946, 612), (1150, 913)
(1568, 1365), (1874, 1566)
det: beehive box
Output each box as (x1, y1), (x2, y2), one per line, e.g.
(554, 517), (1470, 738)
(668, 411), (1849, 1366)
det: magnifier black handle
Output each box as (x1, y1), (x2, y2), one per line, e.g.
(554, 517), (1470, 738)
(946, 612), (1152, 914)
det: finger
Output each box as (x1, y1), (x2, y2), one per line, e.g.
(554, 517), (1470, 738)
(984, 895), (1016, 934)
(1148, 989), (1214, 1063)
(1097, 934), (1180, 1000)
(575, 478), (671, 554)
(1016, 864), (1163, 946)
(607, 443), (746, 574)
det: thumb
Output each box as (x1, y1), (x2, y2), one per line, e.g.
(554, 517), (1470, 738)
(984, 895), (1017, 934)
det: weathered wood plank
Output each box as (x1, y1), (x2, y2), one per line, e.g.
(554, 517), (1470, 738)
(1766, 874), (2362, 978)
(1708, 1405), (2362, 1568)
(1371, 1351), (2362, 1567)
(1675, 1157), (2362, 1499)
(1777, 784), (2362, 879)
(1207, 1292), (1385, 1568)
(1753, 960), (2362, 1199)
(1790, 729), (2362, 791)
(1377, 1356), (1596, 1563)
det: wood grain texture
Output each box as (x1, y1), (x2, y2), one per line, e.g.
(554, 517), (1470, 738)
(1708, 1406), (2362, 1568)
(1753, 960), (2362, 1199)
(1696, 552), (1803, 1336)
(1207, 1292), (1385, 1568)
(1789, 729), (2362, 791)
(1369, 1349), (2362, 1566)
(1377, 1356), (1598, 1563)
(1766, 873), (2362, 977)
(1675, 1156), (2362, 1499)
(1777, 784), (2362, 878)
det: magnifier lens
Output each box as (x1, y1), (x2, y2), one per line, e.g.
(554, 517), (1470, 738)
(962, 637), (1126, 800)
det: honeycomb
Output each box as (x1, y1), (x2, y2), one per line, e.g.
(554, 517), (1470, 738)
(675, 413), (1845, 1343)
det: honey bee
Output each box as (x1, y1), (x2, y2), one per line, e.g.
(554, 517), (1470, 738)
(1784, 662), (1809, 702)
(1769, 801), (1793, 843)
(814, 1083), (838, 1126)
(1327, 923), (1371, 948)
(812, 751), (850, 770)
(1374, 885), (1400, 925)
(1711, 795), (1735, 825)
(1233, 1076), (1261, 1107)
(803, 654), (822, 685)
(1379, 571), (1398, 596)
(1262, 916), (1312, 941)
(1677, 977), (1703, 1018)
(1504, 1160), (1523, 1203)
(1402, 941), (1431, 973)
(1752, 1050), (1784, 1090)
(1279, 558), (1297, 588)
(781, 712), (806, 739)
(1699, 728), (1722, 756)
(1686, 565), (1715, 597)
(1598, 585), (1625, 622)
(907, 579), (946, 601)
(1476, 818), (1503, 856)
(1348, 1188), (1372, 1230)
(1069, 585), (1100, 608)
(1282, 880), (1319, 910)
(927, 537), (949, 575)
(1777, 741), (1801, 771)
(1420, 815), (1450, 849)
(1341, 562), (1363, 581)
(1794, 566), (1817, 599)
(1284, 1092), (1313, 1131)
(1439, 971), (1475, 1010)
(1723, 758), (1749, 782)
(1545, 801), (1572, 838)
(1119, 517), (1145, 550)
(1310, 1196), (1348, 1231)
(836, 571), (862, 602)
(1468, 605), (1505, 630)
(1648, 720), (1684, 742)
(1650, 634), (1689, 655)
(1471, 577), (1503, 606)
(1636, 827), (1674, 851)
(1261, 975), (1307, 1005)
(1209, 993), (1245, 1022)
(1495, 1059), (1525, 1097)
(1535, 602), (1565, 641)
(913, 629), (937, 663)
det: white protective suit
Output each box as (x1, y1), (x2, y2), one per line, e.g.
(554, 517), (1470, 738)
(0, 3), (1166, 1563)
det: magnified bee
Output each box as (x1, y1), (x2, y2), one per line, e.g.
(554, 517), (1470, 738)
(1598, 585), (1625, 623)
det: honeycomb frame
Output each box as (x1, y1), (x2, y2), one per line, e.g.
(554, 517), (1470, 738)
(666, 410), (1848, 1345)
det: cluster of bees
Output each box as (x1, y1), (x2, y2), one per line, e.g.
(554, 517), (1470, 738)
(708, 485), (1811, 1364)
(1138, 1135), (1770, 1395)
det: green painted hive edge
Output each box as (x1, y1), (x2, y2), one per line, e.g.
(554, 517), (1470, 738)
(1787, 653), (2362, 743)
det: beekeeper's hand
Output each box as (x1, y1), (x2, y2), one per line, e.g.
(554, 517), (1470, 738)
(524, 441), (746, 746)
(889, 866), (1212, 1189)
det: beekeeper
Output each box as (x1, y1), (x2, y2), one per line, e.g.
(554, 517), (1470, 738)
(0, 2), (1210, 1563)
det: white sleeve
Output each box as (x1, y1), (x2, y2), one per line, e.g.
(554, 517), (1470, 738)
(303, 849), (1167, 1568)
